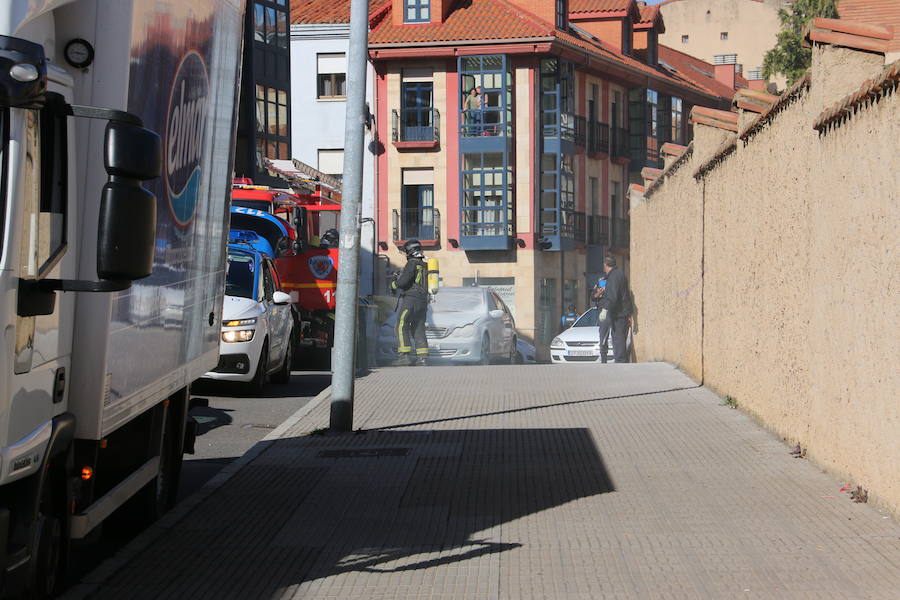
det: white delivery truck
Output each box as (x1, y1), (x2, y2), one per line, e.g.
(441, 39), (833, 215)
(0, 0), (244, 596)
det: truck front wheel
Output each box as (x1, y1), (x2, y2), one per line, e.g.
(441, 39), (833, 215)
(27, 475), (64, 599)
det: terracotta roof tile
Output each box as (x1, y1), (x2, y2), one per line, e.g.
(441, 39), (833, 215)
(732, 88), (778, 113)
(837, 0), (900, 52)
(690, 106), (739, 131)
(641, 166), (663, 181)
(291, 0), (389, 24)
(806, 17), (893, 54)
(660, 142), (687, 157)
(370, 0), (554, 44)
(569, 0), (636, 15)
(658, 45), (748, 97)
(637, 5), (660, 25)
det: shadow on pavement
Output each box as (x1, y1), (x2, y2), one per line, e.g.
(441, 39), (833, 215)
(92, 428), (614, 599)
(192, 371), (332, 399)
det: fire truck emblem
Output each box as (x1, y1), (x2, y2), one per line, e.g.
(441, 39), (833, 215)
(308, 255), (334, 279)
(165, 50), (209, 227)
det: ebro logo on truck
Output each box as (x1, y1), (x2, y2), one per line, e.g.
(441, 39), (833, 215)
(166, 50), (209, 227)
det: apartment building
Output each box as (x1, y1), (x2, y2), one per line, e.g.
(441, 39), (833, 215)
(366, 0), (737, 356)
(656, 0), (783, 89)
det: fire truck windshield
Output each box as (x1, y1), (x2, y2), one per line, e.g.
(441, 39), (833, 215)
(232, 198), (271, 212)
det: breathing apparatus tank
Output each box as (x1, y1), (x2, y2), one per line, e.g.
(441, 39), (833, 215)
(427, 257), (440, 298)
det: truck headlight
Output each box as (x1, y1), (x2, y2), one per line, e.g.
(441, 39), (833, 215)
(550, 337), (564, 348)
(223, 318), (257, 327)
(450, 324), (475, 338)
(222, 329), (255, 343)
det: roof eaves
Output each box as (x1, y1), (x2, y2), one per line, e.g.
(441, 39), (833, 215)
(369, 36), (556, 50)
(814, 59), (900, 131)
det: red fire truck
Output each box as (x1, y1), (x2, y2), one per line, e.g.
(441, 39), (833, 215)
(231, 168), (342, 357)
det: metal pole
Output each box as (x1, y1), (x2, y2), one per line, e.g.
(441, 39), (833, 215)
(330, 0), (369, 432)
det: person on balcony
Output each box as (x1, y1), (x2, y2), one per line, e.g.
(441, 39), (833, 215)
(463, 86), (481, 135)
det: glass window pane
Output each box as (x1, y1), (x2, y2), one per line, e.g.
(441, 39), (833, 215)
(266, 7), (276, 44)
(254, 4), (265, 42)
(278, 104), (288, 136)
(277, 10), (288, 48)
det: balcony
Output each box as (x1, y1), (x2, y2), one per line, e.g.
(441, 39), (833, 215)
(574, 115), (587, 149)
(611, 127), (629, 163)
(587, 121), (610, 156)
(587, 215), (610, 246)
(611, 217), (629, 249)
(540, 210), (585, 250)
(392, 108), (440, 149)
(392, 207), (441, 246)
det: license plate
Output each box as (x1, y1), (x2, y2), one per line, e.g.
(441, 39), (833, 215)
(568, 350), (596, 357)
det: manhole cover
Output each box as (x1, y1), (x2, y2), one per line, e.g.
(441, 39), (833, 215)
(318, 447), (410, 458)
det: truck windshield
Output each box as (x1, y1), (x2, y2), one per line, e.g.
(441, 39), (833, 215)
(225, 251), (257, 299)
(0, 108), (7, 262)
(232, 198), (271, 212)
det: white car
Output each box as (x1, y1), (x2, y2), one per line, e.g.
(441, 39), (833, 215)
(377, 287), (518, 365)
(549, 307), (617, 364)
(202, 245), (295, 391)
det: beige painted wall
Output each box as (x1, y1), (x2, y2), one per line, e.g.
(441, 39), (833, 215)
(631, 45), (899, 514)
(658, 0), (782, 84)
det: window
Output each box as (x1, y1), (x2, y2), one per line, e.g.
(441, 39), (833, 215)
(317, 53), (347, 99)
(404, 0), (430, 23)
(590, 177), (599, 216)
(671, 97), (683, 144)
(254, 85), (289, 165)
(720, 31), (728, 40)
(540, 58), (575, 140)
(461, 152), (512, 241)
(318, 149), (344, 177)
(401, 168), (435, 240)
(459, 54), (511, 137)
(400, 81), (434, 141)
(556, 0), (567, 29)
(681, 34), (689, 44)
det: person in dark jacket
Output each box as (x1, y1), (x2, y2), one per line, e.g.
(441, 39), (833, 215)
(391, 239), (429, 366)
(601, 256), (633, 363)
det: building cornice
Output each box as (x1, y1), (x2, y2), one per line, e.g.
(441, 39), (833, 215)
(291, 23), (352, 41)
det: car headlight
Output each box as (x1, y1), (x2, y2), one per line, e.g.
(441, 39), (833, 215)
(450, 324), (476, 338)
(550, 337), (564, 348)
(224, 317), (257, 327)
(222, 329), (255, 343)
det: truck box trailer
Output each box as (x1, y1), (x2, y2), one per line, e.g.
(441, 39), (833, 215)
(0, 0), (244, 595)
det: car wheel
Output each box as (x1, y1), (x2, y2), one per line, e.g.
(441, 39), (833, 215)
(271, 332), (293, 384)
(480, 335), (491, 366)
(249, 340), (269, 394)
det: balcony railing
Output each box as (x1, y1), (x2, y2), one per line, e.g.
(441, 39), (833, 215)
(611, 127), (629, 159)
(587, 215), (610, 246)
(574, 115), (587, 148)
(460, 107), (509, 137)
(558, 211), (586, 242)
(611, 217), (629, 248)
(392, 207), (441, 242)
(587, 121), (610, 155)
(392, 108), (440, 144)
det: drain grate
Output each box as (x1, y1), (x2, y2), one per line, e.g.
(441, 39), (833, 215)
(317, 447), (411, 458)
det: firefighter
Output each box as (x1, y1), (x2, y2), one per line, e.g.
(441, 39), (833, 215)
(391, 239), (429, 366)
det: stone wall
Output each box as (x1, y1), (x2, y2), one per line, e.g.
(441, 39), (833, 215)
(630, 45), (900, 514)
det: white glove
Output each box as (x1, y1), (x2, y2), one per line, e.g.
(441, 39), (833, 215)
(598, 308), (608, 321)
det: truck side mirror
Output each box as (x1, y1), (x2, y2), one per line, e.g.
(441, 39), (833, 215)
(97, 121), (161, 280)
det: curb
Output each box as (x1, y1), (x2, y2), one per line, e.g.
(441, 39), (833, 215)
(59, 384), (333, 600)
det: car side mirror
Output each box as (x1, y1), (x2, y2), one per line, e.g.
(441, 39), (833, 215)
(272, 291), (291, 305)
(489, 309), (504, 319)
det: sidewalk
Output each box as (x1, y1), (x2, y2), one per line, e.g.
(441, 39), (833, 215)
(71, 363), (900, 599)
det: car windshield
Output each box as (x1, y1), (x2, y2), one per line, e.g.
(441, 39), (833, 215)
(432, 289), (485, 313)
(572, 307), (599, 327)
(225, 251), (256, 299)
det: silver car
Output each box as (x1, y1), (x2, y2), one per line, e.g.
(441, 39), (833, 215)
(377, 287), (518, 365)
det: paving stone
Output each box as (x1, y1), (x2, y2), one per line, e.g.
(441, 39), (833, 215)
(76, 364), (900, 599)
